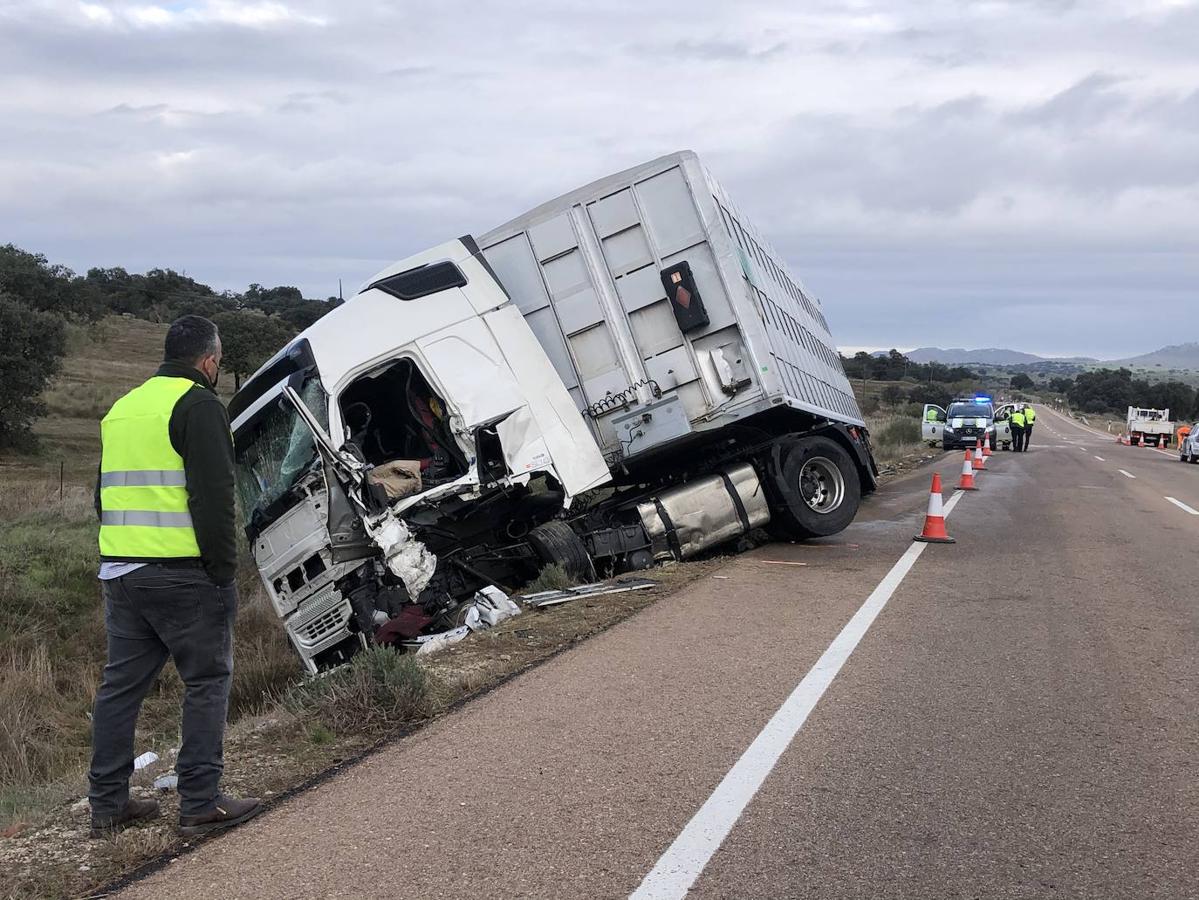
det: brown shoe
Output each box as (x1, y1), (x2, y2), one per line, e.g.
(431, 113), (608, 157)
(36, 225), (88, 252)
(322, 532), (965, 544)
(178, 794), (264, 837)
(90, 797), (161, 838)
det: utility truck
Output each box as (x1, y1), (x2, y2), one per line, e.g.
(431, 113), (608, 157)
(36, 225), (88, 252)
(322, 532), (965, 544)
(1127, 407), (1173, 447)
(230, 152), (878, 673)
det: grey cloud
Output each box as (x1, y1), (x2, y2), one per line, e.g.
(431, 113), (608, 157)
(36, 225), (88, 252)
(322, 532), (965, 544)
(0, 0), (1195, 358)
(661, 39), (788, 61)
(1009, 72), (1129, 128)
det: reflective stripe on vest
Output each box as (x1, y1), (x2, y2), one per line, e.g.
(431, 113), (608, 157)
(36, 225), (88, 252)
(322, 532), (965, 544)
(100, 510), (195, 527)
(99, 375), (202, 559)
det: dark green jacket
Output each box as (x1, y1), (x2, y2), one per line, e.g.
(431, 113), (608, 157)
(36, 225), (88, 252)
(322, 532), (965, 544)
(96, 361), (238, 585)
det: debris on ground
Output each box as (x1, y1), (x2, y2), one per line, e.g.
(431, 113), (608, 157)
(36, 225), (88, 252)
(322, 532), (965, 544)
(132, 752), (158, 771)
(520, 577), (657, 609)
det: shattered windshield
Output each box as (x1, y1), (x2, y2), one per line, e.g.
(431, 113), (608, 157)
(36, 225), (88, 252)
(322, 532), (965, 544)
(948, 403), (991, 419)
(235, 376), (329, 527)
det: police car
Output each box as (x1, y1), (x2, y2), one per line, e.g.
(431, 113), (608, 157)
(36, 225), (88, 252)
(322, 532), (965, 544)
(922, 396), (995, 451)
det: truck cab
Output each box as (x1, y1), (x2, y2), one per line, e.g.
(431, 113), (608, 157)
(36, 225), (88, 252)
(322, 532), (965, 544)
(231, 238), (610, 673)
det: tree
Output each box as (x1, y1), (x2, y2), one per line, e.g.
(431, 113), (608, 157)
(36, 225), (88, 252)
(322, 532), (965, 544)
(212, 310), (297, 389)
(1010, 373), (1035, 390)
(1047, 376), (1074, 394)
(880, 384), (904, 405)
(0, 244), (103, 320)
(0, 293), (67, 448)
(1067, 368), (1135, 414)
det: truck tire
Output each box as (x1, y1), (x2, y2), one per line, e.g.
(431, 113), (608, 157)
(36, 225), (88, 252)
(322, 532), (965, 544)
(528, 521), (595, 582)
(767, 436), (861, 540)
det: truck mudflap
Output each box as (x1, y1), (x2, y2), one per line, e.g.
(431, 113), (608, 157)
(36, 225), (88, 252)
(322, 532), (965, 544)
(815, 422), (878, 494)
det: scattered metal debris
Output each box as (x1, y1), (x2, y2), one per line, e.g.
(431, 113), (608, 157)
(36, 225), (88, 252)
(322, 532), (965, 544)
(520, 577), (656, 609)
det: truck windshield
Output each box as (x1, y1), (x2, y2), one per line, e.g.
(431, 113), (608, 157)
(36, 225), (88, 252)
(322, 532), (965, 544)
(235, 376), (330, 528)
(948, 403), (991, 418)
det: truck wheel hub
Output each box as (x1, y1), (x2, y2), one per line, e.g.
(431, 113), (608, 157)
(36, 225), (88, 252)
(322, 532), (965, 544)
(799, 457), (845, 514)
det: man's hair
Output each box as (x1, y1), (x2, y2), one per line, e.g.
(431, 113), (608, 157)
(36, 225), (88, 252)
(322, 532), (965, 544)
(164, 315), (219, 364)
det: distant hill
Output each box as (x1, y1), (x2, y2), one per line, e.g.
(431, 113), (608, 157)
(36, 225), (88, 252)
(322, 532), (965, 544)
(907, 347), (1046, 365)
(862, 343), (1197, 372)
(1111, 342), (1199, 370)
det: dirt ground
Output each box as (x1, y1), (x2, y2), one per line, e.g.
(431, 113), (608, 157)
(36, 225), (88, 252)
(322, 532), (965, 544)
(0, 559), (726, 900)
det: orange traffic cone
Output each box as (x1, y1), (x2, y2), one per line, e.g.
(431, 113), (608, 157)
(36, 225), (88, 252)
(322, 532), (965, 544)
(958, 451), (979, 491)
(914, 472), (956, 543)
(982, 437), (993, 457)
(972, 440), (986, 470)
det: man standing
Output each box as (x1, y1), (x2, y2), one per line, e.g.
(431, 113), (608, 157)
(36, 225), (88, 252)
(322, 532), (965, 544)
(1010, 405), (1027, 452)
(90, 316), (262, 838)
(1023, 403), (1036, 449)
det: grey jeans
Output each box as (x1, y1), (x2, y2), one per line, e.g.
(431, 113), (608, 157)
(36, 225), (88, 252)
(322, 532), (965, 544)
(88, 564), (237, 818)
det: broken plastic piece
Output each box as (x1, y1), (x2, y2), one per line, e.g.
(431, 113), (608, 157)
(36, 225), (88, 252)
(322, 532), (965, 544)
(471, 586), (521, 630)
(153, 774), (179, 792)
(413, 625), (471, 655)
(133, 751), (158, 771)
(521, 578), (656, 609)
(366, 516), (437, 598)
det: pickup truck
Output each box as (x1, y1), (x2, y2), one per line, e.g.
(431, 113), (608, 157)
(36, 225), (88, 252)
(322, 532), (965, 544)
(230, 152), (878, 673)
(1127, 407), (1173, 447)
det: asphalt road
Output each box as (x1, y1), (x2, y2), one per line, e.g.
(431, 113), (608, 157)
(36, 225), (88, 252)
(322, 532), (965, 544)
(119, 407), (1199, 899)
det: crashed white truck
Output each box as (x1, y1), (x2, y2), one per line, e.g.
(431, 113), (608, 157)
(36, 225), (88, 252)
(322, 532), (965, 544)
(230, 151), (878, 673)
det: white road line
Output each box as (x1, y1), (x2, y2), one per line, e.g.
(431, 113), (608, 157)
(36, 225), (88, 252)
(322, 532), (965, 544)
(1165, 497), (1199, 516)
(1118, 469), (1136, 479)
(630, 492), (964, 900)
(1094, 456), (1105, 461)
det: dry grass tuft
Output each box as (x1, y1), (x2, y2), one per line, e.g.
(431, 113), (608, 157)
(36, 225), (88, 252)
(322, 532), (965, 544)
(523, 563), (576, 594)
(284, 647), (439, 734)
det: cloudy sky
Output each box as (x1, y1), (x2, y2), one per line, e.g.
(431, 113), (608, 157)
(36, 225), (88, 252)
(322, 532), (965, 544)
(2, 0), (1196, 358)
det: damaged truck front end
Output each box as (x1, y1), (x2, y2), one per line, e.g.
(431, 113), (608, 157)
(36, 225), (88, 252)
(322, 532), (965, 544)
(230, 239), (611, 674)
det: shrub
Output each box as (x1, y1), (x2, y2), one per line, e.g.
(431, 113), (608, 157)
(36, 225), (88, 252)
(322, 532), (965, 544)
(873, 416), (921, 449)
(524, 563), (575, 594)
(284, 647), (438, 734)
(0, 294), (68, 448)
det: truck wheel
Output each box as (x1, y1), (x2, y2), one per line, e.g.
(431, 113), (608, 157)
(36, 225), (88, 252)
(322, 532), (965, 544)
(767, 436), (861, 540)
(528, 521), (595, 582)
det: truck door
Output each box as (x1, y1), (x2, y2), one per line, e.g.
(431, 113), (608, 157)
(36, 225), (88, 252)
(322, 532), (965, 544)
(921, 404), (946, 445)
(993, 404), (1014, 448)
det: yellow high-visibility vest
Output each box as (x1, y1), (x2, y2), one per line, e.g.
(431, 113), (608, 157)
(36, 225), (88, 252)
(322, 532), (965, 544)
(1024, 407), (1036, 423)
(1011, 410), (1026, 428)
(99, 376), (202, 559)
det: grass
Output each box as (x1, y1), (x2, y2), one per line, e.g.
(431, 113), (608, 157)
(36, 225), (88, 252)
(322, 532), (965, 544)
(284, 647), (439, 734)
(523, 563), (576, 594)
(867, 413), (928, 466)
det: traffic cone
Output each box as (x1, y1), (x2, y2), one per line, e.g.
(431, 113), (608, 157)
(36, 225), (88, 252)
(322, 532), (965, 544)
(982, 436), (993, 457)
(957, 451), (979, 491)
(972, 440), (986, 470)
(914, 472), (956, 543)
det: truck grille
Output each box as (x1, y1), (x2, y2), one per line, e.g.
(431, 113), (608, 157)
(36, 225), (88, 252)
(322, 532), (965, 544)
(288, 585), (351, 650)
